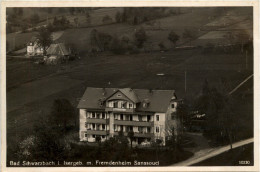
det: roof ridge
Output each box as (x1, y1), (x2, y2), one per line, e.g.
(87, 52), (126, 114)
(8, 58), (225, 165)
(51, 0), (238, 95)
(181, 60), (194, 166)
(86, 87), (175, 91)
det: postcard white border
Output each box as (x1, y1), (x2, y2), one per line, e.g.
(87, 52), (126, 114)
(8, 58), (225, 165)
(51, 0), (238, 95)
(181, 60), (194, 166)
(1, 1), (259, 172)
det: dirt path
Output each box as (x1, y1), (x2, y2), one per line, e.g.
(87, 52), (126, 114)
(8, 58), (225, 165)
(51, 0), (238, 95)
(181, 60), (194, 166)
(172, 137), (253, 166)
(229, 74), (253, 95)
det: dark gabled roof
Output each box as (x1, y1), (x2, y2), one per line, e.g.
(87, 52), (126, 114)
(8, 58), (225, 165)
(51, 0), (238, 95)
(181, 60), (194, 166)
(27, 37), (39, 46)
(105, 88), (140, 103)
(77, 88), (116, 110)
(46, 43), (70, 56)
(77, 87), (176, 113)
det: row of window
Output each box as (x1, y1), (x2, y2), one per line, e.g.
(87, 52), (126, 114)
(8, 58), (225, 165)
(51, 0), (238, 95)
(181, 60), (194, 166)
(86, 112), (161, 122)
(114, 114), (153, 122)
(87, 112), (107, 119)
(86, 126), (160, 134)
(86, 123), (107, 130)
(85, 128), (159, 139)
(86, 123), (155, 133)
(109, 101), (133, 109)
(114, 125), (152, 133)
(85, 134), (106, 139)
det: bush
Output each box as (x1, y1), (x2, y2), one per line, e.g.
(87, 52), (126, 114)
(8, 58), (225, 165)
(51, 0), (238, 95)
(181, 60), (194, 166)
(102, 15), (113, 24)
(30, 14), (40, 25)
(51, 16), (70, 31)
(158, 42), (166, 51)
(134, 27), (147, 48)
(115, 11), (122, 23)
(168, 31), (179, 47)
(117, 8), (171, 25)
(110, 37), (127, 54)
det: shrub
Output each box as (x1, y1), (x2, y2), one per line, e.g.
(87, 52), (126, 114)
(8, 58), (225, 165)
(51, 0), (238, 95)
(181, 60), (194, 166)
(134, 27), (147, 48)
(168, 31), (179, 47)
(102, 15), (112, 24)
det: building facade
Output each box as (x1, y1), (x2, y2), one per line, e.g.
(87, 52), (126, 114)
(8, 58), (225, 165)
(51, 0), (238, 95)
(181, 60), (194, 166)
(27, 38), (44, 56)
(78, 87), (182, 146)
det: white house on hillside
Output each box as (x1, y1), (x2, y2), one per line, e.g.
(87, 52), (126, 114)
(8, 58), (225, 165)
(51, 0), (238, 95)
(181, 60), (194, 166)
(26, 37), (44, 56)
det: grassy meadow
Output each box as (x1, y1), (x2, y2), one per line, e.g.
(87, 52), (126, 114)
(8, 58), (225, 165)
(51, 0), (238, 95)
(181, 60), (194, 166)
(6, 7), (254, 163)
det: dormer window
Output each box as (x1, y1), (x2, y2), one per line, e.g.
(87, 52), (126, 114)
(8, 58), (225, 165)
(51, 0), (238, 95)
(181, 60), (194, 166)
(129, 103), (133, 108)
(113, 101), (118, 108)
(142, 99), (150, 108)
(171, 103), (175, 108)
(122, 101), (127, 108)
(99, 100), (103, 107)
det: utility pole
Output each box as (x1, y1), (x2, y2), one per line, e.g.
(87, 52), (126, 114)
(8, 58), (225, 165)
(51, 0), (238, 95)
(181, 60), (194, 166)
(13, 33), (16, 50)
(246, 50), (248, 70)
(185, 69), (187, 94)
(14, 119), (17, 143)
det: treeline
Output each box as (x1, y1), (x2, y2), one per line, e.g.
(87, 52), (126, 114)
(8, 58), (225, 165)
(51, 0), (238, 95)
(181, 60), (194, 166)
(46, 16), (71, 32)
(190, 78), (253, 147)
(89, 27), (201, 54)
(89, 28), (147, 54)
(115, 7), (181, 25)
(6, 7), (92, 34)
(7, 8), (40, 33)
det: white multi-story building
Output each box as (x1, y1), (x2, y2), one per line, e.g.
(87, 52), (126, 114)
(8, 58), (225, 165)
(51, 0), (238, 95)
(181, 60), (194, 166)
(27, 38), (44, 56)
(78, 87), (182, 146)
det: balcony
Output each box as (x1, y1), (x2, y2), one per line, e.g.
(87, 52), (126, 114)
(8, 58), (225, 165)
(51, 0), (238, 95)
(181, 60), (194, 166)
(86, 118), (109, 124)
(114, 132), (153, 138)
(114, 120), (154, 127)
(86, 130), (109, 135)
(105, 107), (134, 113)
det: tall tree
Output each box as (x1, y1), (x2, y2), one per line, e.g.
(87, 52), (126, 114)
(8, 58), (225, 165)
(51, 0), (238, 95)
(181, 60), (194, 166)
(96, 136), (102, 147)
(50, 99), (75, 130)
(115, 11), (122, 23)
(36, 27), (52, 55)
(102, 15), (112, 24)
(168, 31), (179, 48)
(135, 27), (147, 48)
(47, 8), (53, 14)
(18, 8), (23, 16)
(196, 79), (237, 147)
(69, 7), (75, 15)
(183, 28), (197, 45)
(74, 17), (79, 27)
(90, 29), (112, 51)
(127, 131), (134, 148)
(17, 116), (69, 161)
(30, 13), (40, 25)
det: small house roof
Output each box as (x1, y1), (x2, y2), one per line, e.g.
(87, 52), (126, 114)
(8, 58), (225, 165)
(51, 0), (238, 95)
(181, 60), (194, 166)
(27, 37), (39, 46)
(46, 43), (70, 56)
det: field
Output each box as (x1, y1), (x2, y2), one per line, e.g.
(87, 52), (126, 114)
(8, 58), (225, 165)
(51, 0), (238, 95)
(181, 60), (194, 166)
(6, 7), (254, 162)
(7, 7), (253, 53)
(57, 7), (225, 54)
(6, 46), (253, 144)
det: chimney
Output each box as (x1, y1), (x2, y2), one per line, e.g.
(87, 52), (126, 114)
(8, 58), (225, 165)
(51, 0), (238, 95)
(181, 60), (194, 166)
(102, 88), (106, 96)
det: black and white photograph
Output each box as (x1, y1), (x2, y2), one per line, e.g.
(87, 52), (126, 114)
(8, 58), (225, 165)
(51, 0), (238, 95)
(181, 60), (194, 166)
(1, 1), (259, 171)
